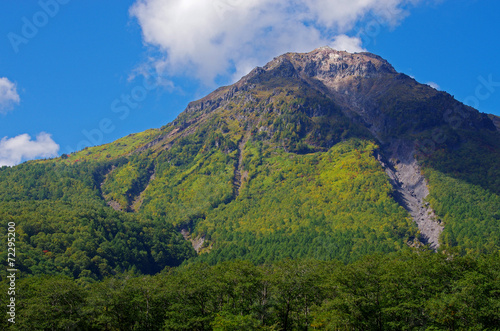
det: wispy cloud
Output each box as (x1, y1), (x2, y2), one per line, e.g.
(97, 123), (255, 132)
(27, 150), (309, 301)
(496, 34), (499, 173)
(426, 81), (440, 90)
(0, 77), (20, 114)
(130, 0), (427, 84)
(0, 132), (59, 167)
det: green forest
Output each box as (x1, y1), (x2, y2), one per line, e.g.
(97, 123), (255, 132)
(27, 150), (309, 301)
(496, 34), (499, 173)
(0, 160), (195, 282)
(419, 128), (500, 255)
(1, 251), (499, 330)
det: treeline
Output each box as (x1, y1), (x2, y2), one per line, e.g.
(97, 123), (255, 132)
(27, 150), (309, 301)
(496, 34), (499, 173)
(1, 250), (499, 330)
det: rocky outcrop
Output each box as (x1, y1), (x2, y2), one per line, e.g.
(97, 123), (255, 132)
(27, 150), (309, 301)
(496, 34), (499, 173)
(180, 228), (206, 254)
(99, 165), (123, 211)
(233, 135), (250, 198)
(106, 199), (123, 212)
(488, 114), (500, 131)
(376, 140), (443, 249)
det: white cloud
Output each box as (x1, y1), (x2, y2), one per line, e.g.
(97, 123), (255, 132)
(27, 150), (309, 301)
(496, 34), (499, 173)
(331, 35), (366, 53)
(130, 0), (424, 84)
(0, 132), (60, 167)
(0, 77), (20, 114)
(426, 81), (440, 90)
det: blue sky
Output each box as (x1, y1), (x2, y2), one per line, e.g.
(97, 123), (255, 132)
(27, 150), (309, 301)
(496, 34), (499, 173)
(0, 0), (499, 166)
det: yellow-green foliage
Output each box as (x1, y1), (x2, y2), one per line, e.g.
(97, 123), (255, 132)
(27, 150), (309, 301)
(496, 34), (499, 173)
(62, 129), (162, 163)
(4, 64), (497, 274)
(101, 163), (141, 209)
(198, 139), (415, 253)
(141, 149), (235, 227)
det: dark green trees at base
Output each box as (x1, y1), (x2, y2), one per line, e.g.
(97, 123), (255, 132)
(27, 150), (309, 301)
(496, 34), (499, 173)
(2, 251), (499, 330)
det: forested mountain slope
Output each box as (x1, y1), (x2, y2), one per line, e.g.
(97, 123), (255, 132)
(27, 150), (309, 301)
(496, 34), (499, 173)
(1, 47), (499, 281)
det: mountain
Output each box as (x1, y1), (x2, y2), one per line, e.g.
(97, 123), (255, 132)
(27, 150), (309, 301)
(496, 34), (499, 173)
(1, 47), (499, 281)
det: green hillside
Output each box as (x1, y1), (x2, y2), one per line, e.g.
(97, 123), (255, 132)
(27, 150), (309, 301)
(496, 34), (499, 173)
(0, 160), (195, 281)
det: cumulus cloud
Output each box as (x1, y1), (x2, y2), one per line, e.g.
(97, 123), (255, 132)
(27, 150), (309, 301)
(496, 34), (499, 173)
(130, 0), (423, 84)
(0, 132), (60, 167)
(0, 77), (20, 114)
(331, 35), (366, 53)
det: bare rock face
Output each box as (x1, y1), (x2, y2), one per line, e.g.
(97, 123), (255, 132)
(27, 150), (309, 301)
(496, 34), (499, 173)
(181, 228), (206, 254)
(286, 46), (396, 82)
(377, 140), (443, 249)
(488, 114), (500, 131)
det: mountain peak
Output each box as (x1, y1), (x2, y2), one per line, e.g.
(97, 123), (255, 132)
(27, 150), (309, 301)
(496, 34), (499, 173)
(182, 47), (495, 145)
(249, 47), (396, 82)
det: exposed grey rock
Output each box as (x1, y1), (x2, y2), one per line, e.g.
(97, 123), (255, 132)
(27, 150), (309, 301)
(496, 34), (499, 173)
(377, 140), (443, 250)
